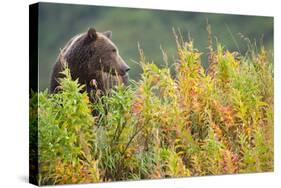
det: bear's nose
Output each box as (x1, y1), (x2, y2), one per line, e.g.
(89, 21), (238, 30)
(125, 67), (130, 72)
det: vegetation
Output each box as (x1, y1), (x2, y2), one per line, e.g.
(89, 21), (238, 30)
(30, 33), (273, 185)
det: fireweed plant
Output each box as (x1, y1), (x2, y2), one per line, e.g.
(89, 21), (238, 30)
(30, 30), (273, 185)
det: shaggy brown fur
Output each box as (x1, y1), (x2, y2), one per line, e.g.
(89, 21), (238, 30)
(50, 28), (130, 95)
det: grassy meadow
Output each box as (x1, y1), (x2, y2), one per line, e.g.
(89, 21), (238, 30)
(30, 30), (274, 185)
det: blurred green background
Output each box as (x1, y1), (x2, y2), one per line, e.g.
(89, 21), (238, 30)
(38, 2), (273, 90)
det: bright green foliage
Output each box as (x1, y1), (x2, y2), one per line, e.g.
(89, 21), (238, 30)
(31, 36), (273, 184)
(35, 68), (100, 185)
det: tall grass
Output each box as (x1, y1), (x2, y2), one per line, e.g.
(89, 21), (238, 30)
(30, 34), (273, 185)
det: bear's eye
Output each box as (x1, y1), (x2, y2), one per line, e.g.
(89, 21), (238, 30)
(112, 49), (117, 53)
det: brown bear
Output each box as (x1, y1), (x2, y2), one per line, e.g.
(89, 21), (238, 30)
(49, 27), (130, 96)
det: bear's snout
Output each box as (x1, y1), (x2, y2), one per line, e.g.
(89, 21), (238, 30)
(119, 61), (130, 76)
(122, 63), (130, 73)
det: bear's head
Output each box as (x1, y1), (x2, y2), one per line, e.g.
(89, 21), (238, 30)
(83, 28), (130, 80)
(56, 27), (130, 93)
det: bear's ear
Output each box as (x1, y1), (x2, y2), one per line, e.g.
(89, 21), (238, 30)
(87, 27), (97, 40)
(103, 31), (112, 39)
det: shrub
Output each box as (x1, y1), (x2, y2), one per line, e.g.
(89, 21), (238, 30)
(31, 35), (273, 184)
(33, 68), (100, 185)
